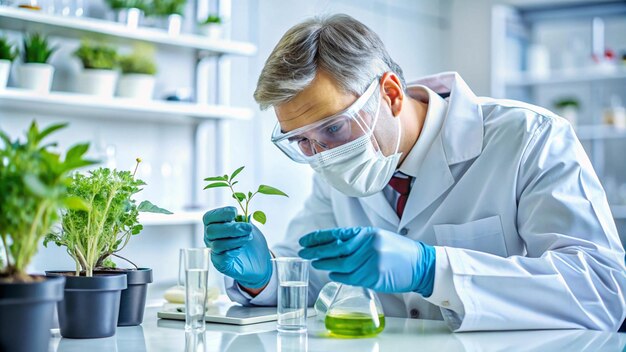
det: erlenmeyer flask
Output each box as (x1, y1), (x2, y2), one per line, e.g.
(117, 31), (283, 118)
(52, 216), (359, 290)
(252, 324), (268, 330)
(325, 284), (385, 338)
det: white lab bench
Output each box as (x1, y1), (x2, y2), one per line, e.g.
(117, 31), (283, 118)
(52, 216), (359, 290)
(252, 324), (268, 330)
(49, 306), (626, 351)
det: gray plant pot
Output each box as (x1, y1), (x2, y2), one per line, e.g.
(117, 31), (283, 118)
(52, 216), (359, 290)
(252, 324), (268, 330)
(95, 268), (153, 326)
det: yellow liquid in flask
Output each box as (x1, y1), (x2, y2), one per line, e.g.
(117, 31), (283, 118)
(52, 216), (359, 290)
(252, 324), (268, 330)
(325, 312), (385, 337)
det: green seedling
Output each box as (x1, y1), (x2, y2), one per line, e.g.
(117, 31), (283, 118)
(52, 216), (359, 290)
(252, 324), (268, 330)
(200, 14), (222, 25)
(105, 0), (148, 11)
(149, 0), (187, 16)
(0, 121), (96, 282)
(45, 158), (172, 277)
(119, 44), (157, 75)
(23, 33), (57, 64)
(74, 41), (118, 70)
(204, 166), (288, 224)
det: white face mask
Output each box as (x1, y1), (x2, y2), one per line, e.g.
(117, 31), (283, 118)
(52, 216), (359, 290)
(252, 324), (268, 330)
(311, 104), (402, 197)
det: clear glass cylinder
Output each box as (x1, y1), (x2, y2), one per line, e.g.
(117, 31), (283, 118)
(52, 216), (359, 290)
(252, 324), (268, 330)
(325, 284), (385, 338)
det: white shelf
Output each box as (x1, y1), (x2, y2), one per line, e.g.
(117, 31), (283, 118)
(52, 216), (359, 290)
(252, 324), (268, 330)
(504, 67), (626, 86)
(0, 88), (253, 122)
(139, 209), (205, 226)
(0, 7), (256, 56)
(576, 125), (626, 141)
(611, 205), (626, 220)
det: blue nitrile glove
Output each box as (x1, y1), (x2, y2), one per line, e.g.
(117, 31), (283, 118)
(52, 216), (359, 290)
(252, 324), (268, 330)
(298, 227), (436, 296)
(203, 206), (272, 289)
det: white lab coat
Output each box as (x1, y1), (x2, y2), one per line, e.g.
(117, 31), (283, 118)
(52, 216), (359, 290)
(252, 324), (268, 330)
(226, 72), (626, 332)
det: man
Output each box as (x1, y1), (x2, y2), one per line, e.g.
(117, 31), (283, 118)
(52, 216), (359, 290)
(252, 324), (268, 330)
(203, 14), (626, 331)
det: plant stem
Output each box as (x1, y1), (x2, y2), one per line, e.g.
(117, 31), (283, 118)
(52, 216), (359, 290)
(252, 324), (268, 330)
(227, 182), (247, 220)
(112, 253), (138, 269)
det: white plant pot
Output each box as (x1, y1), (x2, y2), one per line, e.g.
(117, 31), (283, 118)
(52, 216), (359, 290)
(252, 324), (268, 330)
(0, 59), (11, 89)
(117, 74), (155, 100)
(75, 69), (118, 97)
(198, 24), (223, 39)
(17, 63), (55, 93)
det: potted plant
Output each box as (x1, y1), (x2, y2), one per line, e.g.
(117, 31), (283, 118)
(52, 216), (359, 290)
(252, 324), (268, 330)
(45, 158), (171, 336)
(117, 45), (157, 100)
(554, 98), (580, 127)
(198, 14), (223, 39)
(0, 36), (18, 89)
(105, 0), (148, 28)
(147, 0), (187, 35)
(0, 121), (95, 352)
(17, 33), (57, 93)
(74, 41), (119, 97)
(203, 166), (288, 224)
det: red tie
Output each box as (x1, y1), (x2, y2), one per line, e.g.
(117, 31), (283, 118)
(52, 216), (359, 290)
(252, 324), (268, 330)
(388, 176), (412, 217)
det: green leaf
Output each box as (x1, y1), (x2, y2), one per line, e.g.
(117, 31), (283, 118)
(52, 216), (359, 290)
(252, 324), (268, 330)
(204, 175), (227, 182)
(253, 211), (266, 225)
(230, 166), (245, 181)
(23, 174), (50, 197)
(257, 185), (289, 197)
(232, 192), (246, 202)
(203, 182), (229, 190)
(63, 196), (90, 211)
(38, 122), (68, 142)
(137, 200), (172, 214)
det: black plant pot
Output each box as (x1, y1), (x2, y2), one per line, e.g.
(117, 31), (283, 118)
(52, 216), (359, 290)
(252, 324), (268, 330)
(45, 271), (127, 339)
(95, 268), (153, 326)
(0, 275), (65, 352)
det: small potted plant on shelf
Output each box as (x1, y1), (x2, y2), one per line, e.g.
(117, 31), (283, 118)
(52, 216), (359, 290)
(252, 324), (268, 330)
(198, 14), (223, 39)
(117, 45), (157, 100)
(74, 41), (119, 97)
(105, 0), (148, 29)
(0, 121), (95, 352)
(147, 0), (187, 36)
(0, 36), (18, 89)
(554, 97), (580, 127)
(17, 33), (57, 93)
(45, 158), (171, 336)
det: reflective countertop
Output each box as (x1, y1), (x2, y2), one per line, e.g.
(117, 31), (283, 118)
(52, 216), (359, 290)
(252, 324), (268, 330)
(50, 307), (626, 352)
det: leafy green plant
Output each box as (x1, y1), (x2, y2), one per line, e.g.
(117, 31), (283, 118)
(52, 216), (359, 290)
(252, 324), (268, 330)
(45, 159), (172, 277)
(204, 166), (288, 225)
(0, 121), (95, 282)
(200, 14), (222, 25)
(0, 36), (18, 62)
(119, 45), (157, 75)
(74, 41), (118, 70)
(105, 0), (148, 11)
(148, 0), (187, 16)
(23, 33), (57, 64)
(554, 98), (580, 110)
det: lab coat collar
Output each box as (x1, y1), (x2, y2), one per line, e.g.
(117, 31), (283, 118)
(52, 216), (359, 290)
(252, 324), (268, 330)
(408, 72), (484, 165)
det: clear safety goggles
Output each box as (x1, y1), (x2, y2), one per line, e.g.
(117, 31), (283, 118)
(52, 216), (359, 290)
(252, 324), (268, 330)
(271, 78), (382, 165)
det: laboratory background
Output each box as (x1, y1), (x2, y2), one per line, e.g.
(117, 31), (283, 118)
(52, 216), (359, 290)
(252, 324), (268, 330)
(0, 0), (625, 345)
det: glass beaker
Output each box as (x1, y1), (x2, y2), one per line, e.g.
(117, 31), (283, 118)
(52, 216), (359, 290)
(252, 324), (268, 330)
(273, 257), (310, 333)
(183, 248), (210, 332)
(325, 284), (385, 338)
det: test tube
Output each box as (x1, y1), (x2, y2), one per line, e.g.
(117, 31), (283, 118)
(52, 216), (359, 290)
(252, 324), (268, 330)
(183, 248), (211, 332)
(273, 257), (310, 333)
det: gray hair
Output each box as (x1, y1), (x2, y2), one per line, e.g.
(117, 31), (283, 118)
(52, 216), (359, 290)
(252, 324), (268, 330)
(253, 14), (406, 110)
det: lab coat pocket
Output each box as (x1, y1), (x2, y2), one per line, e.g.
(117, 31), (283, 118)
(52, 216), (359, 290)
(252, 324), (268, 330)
(433, 215), (508, 257)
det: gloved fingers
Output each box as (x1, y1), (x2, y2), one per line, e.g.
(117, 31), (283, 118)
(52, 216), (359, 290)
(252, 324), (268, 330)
(205, 222), (253, 241)
(299, 227), (362, 248)
(210, 252), (234, 274)
(202, 206), (238, 225)
(207, 235), (253, 254)
(311, 241), (373, 273)
(299, 230), (370, 260)
(329, 258), (377, 289)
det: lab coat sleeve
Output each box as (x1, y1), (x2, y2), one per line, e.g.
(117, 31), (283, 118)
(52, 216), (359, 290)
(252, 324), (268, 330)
(446, 116), (626, 332)
(225, 174), (337, 306)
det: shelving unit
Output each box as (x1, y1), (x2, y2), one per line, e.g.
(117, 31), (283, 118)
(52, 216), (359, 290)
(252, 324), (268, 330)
(0, 7), (256, 56)
(0, 1), (256, 227)
(491, 1), (626, 224)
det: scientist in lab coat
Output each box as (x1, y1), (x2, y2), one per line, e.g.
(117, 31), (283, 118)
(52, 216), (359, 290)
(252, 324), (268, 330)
(202, 14), (626, 331)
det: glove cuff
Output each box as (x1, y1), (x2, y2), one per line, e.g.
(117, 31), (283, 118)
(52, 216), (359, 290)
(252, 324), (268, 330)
(414, 242), (436, 297)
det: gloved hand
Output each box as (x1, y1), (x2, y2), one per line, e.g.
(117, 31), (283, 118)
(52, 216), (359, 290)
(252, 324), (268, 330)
(298, 227), (436, 296)
(203, 206), (272, 289)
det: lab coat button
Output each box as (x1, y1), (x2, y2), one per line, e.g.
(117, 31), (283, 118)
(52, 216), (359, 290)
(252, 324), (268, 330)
(400, 228), (409, 236)
(441, 300), (450, 307)
(410, 309), (420, 318)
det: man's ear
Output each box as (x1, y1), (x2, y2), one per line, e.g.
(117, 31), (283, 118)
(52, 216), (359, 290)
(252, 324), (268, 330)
(380, 72), (404, 117)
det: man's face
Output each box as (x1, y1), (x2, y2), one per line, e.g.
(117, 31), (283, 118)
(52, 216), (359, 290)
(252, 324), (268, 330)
(274, 70), (358, 134)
